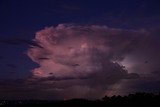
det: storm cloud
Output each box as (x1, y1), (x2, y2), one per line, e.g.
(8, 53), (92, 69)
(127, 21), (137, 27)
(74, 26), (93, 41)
(27, 24), (145, 78)
(26, 24), (149, 99)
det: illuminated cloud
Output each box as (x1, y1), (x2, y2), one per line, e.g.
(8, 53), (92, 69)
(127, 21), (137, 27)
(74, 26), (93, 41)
(27, 24), (148, 99)
(27, 24), (145, 78)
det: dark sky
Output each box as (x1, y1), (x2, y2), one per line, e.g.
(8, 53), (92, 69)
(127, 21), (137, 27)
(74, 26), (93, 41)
(0, 0), (160, 100)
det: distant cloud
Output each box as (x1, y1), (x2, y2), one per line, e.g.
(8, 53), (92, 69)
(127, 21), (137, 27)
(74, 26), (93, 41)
(0, 38), (43, 48)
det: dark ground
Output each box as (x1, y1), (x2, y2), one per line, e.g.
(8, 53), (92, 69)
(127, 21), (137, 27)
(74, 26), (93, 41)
(1, 92), (160, 107)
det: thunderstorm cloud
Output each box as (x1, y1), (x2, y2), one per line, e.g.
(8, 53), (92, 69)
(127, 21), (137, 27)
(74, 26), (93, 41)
(1, 24), (160, 100)
(26, 24), (149, 99)
(27, 24), (144, 78)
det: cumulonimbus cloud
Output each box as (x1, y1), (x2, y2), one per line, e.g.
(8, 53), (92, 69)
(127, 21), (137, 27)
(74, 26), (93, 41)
(27, 24), (147, 99)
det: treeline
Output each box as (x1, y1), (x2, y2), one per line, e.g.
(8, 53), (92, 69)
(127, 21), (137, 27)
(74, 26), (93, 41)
(1, 92), (160, 107)
(102, 92), (160, 106)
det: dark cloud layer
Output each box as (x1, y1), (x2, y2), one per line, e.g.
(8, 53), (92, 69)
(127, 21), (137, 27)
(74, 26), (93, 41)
(0, 38), (43, 48)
